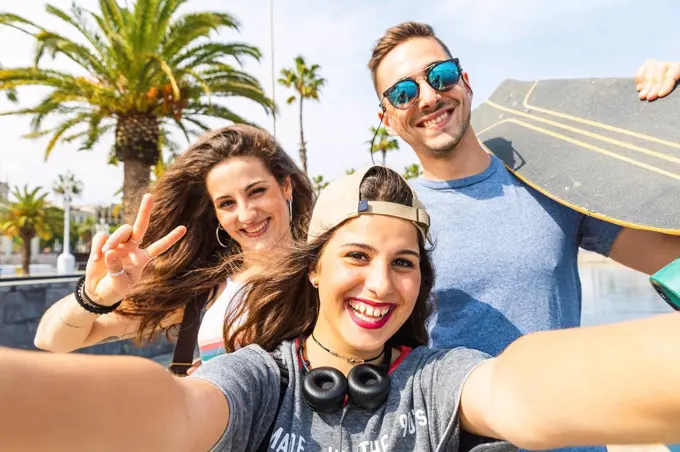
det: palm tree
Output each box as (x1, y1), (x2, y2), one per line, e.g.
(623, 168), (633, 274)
(311, 175), (329, 196)
(53, 171), (83, 202)
(0, 185), (62, 275)
(278, 56), (325, 174)
(76, 215), (96, 250)
(402, 163), (423, 180)
(0, 1), (274, 224)
(368, 127), (399, 165)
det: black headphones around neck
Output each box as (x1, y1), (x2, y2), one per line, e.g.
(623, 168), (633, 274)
(297, 338), (392, 414)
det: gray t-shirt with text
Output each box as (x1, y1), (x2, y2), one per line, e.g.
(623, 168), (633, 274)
(191, 341), (518, 452)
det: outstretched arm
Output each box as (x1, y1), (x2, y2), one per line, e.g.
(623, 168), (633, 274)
(0, 347), (228, 452)
(460, 312), (680, 449)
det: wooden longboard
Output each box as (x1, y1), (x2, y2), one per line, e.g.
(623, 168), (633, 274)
(472, 78), (680, 235)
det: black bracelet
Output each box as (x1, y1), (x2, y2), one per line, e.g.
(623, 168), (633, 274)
(74, 276), (122, 315)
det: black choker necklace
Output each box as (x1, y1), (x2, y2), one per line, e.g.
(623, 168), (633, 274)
(310, 333), (385, 364)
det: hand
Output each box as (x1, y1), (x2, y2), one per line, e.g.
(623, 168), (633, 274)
(84, 194), (187, 306)
(186, 359), (202, 376)
(635, 59), (680, 101)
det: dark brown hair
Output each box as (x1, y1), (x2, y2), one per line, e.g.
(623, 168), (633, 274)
(368, 21), (453, 91)
(222, 166), (435, 352)
(117, 124), (315, 341)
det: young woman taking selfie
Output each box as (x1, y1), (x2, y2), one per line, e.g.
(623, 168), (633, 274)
(2, 166), (680, 452)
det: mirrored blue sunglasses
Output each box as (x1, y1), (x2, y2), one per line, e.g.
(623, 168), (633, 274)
(381, 58), (462, 110)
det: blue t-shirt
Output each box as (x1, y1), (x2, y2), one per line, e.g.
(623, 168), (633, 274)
(411, 155), (622, 452)
(412, 156), (621, 451)
(411, 155), (621, 355)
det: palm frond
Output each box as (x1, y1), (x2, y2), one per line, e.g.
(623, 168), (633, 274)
(89, 10), (135, 72)
(155, 0), (185, 37)
(169, 116), (192, 143)
(209, 84), (274, 113)
(49, 4), (110, 60)
(133, 0), (161, 53)
(0, 12), (42, 37)
(44, 113), (93, 159)
(143, 53), (180, 99)
(200, 65), (261, 87)
(162, 12), (241, 59)
(33, 30), (115, 83)
(186, 103), (252, 125)
(172, 42), (260, 68)
(63, 115), (112, 151)
(99, 0), (127, 34)
(181, 116), (211, 132)
(183, 69), (211, 99)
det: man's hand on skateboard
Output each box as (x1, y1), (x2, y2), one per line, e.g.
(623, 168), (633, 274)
(635, 59), (680, 101)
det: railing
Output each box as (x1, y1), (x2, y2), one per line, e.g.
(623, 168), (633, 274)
(0, 273), (84, 286)
(0, 273), (173, 364)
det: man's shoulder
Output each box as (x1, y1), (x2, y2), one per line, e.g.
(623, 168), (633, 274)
(409, 165), (572, 215)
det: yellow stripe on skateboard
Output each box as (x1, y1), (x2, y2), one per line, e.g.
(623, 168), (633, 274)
(476, 120), (680, 234)
(522, 81), (680, 151)
(485, 100), (680, 166)
(478, 118), (680, 181)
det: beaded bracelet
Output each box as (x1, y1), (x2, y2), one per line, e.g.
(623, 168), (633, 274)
(74, 276), (122, 315)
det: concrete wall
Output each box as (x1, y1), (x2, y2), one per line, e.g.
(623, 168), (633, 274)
(0, 276), (173, 365)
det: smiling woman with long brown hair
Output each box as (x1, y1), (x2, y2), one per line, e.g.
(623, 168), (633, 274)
(33, 124), (314, 373)
(5, 166), (680, 452)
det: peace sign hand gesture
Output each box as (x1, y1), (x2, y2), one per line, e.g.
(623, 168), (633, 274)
(83, 194), (187, 306)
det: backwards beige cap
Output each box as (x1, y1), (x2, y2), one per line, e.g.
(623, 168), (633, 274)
(307, 166), (432, 245)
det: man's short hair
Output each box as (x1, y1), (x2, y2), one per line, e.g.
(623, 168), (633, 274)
(368, 22), (453, 93)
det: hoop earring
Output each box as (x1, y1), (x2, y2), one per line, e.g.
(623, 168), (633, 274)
(215, 224), (230, 248)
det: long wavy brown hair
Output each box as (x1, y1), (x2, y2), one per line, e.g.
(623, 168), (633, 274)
(219, 166), (435, 352)
(117, 124), (315, 341)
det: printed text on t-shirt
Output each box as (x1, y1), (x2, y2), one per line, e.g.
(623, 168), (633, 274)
(268, 409), (428, 452)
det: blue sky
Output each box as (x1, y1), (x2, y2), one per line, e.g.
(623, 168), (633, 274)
(0, 0), (678, 205)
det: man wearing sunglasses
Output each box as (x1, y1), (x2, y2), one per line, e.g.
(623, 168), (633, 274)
(368, 21), (680, 449)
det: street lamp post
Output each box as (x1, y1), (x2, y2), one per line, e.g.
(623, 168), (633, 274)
(56, 178), (75, 274)
(269, 0), (276, 138)
(94, 218), (109, 236)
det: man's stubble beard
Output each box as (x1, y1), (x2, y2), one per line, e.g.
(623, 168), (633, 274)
(427, 105), (472, 158)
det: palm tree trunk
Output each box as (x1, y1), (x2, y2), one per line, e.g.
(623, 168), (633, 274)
(21, 233), (32, 275)
(115, 114), (159, 224)
(122, 160), (151, 225)
(298, 97), (307, 174)
(382, 150), (387, 166)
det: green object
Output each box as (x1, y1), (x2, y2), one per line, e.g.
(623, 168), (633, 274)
(649, 259), (680, 311)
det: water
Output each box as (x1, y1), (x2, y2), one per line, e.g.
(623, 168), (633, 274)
(579, 257), (675, 326)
